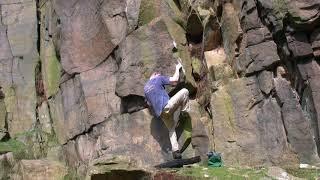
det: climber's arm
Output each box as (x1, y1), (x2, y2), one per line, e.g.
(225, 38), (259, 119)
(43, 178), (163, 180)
(169, 63), (182, 85)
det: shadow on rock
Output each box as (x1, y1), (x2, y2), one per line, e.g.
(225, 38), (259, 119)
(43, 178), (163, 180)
(150, 114), (172, 161)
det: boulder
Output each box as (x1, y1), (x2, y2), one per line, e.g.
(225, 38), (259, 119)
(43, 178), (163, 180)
(116, 17), (196, 108)
(297, 60), (320, 156)
(50, 57), (120, 144)
(63, 110), (172, 168)
(211, 77), (298, 166)
(54, 0), (125, 74)
(116, 18), (175, 98)
(11, 159), (67, 180)
(63, 105), (207, 168)
(85, 155), (151, 180)
(274, 77), (320, 164)
(256, 98), (297, 165)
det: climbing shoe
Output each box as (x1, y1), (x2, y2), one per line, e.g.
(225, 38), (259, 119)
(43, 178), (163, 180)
(172, 150), (182, 159)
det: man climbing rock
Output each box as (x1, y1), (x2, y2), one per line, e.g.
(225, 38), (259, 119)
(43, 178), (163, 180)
(144, 62), (189, 159)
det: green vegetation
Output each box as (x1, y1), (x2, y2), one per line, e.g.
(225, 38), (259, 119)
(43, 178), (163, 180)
(272, 0), (289, 19)
(286, 168), (320, 179)
(13, 128), (59, 159)
(0, 139), (28, 160)
(64, 168), (81, 180)
(175, 166), (320, 179)
(177, 166), (268, 179)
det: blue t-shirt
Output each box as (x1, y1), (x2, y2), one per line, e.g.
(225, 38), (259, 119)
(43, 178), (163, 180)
(144, 76), (170, 117)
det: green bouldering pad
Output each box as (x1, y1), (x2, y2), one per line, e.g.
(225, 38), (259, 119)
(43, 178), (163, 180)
(207, 151), (223, 167)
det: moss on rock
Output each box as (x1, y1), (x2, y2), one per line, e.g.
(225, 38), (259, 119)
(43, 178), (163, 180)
(42, 42), (61, 98)
(138, 0), (158, 26)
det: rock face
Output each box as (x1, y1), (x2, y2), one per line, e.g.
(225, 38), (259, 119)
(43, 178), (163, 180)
(53, 0), (124, 74)
(0, 0), (38, 137)
(63, 110), (173, 168)
(115, 18), (177, 113)
(274, 78), (319, 163)
(211, 77), (298, 166)
(0, 0), (320, 177)
(10, 159), (67, 180)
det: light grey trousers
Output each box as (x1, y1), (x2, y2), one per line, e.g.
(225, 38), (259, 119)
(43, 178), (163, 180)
(160, 88), (190, 151)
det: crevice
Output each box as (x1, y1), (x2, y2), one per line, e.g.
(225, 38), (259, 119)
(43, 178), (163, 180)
(173, 0), (181, 11)
(186, 12), (204, 45)
(63, 115), (113, 145)
(280, 104), (290, 144)
(120, 95), (147, 114)
(301, 86), (320, 155)
(46, 101), (57, 137)
(66, 51), (117, 76)
(112, 12), (125, 18)
(91, 170), (151, 180)
(35, 61), (46, 106)
(0, 87), (9, 141)
(34, 59), (50, 158)
(245, 61), (281, 77)
(0, 5), (2, 25)
(36, 0), (41, 54)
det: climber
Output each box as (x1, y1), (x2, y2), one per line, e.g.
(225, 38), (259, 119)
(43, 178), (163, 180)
(144, 61), (189, 159)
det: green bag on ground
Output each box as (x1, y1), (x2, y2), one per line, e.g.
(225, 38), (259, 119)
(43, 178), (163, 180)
(207, 151), (223, 167)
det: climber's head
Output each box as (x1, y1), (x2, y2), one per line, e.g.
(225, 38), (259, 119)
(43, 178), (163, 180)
(150, 72), (161, 80)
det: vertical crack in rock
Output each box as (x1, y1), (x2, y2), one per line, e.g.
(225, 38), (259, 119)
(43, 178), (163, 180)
(35, 61), (45, 107)
(34, 61), (48, 158)
(36, 0), (41, 54)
